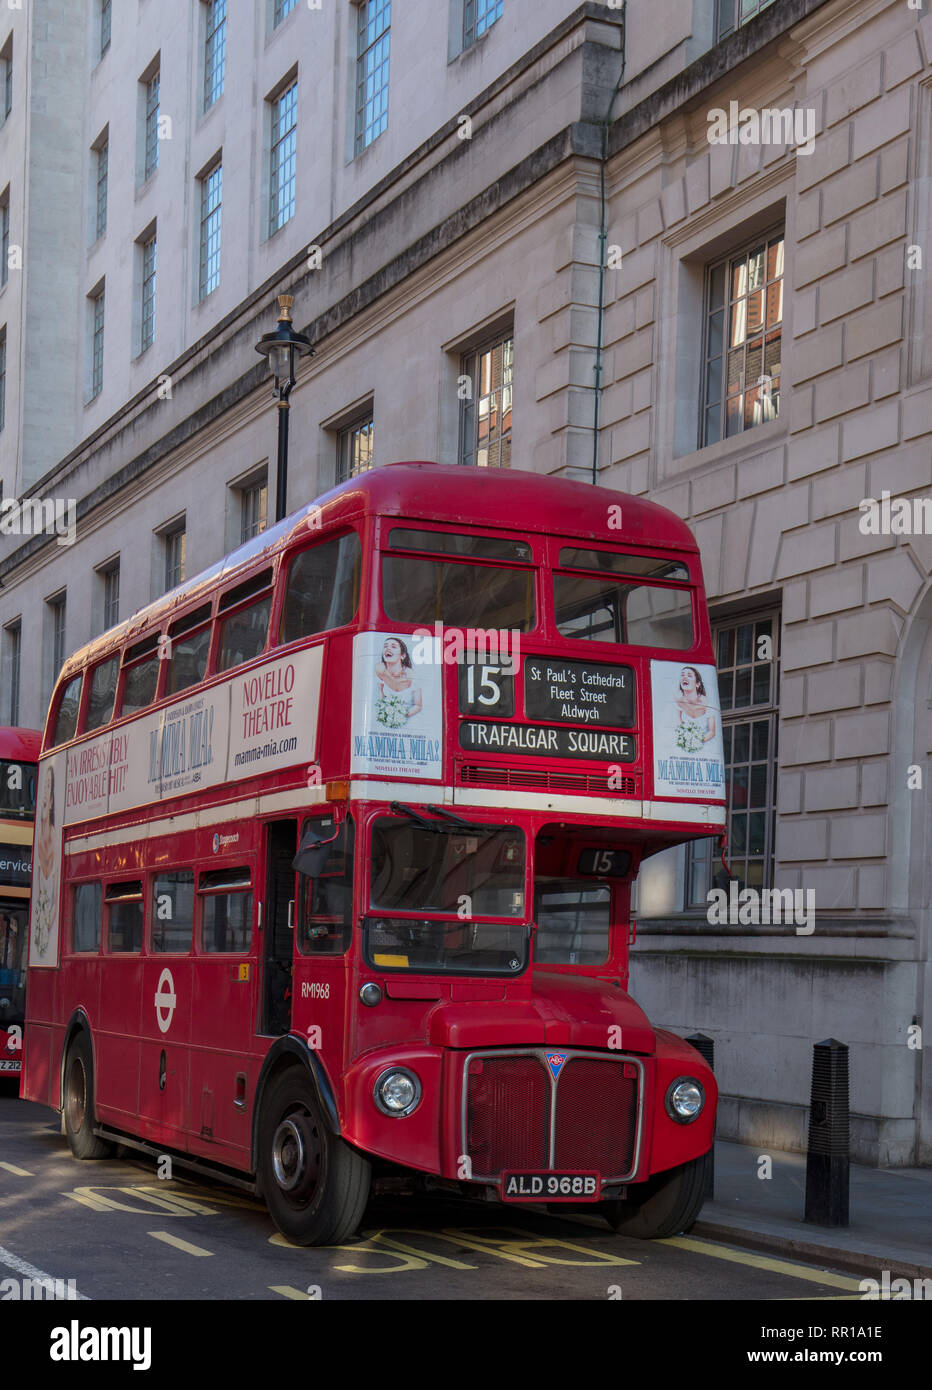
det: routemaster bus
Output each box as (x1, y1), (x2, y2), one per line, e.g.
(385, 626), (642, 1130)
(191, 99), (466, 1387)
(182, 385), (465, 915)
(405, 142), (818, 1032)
(24, 463), (726, 1244)
(0, 727), (41, 1081)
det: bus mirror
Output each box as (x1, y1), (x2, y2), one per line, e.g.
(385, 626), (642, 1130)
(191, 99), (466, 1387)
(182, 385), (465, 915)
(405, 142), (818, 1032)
(293, 822), (342, 877)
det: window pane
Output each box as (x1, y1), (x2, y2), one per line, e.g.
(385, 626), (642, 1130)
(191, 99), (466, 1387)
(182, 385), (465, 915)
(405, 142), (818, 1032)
(392, 529), (531, 563)
(218, 595), (271, 671)
(151, 871), (194, 952)
(74, 883), (102, 952)
(108, 900), (143, 952)
(384, 556), (535, 631)
(296, 816), (355, 956)
(558, 549), (688, 580)
(201, 892), (252, 952)
(280, 533), (362, 643)
(53, 676), (82, 745)
(122, 656), (159, 715)
(533, 881), (609, 966)
(86, 657), (119, 731)
(167, 626), (211, 695)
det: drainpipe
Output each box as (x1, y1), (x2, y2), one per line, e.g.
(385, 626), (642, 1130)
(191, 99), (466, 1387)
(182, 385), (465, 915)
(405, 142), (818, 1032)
(592, 3), (627, 487)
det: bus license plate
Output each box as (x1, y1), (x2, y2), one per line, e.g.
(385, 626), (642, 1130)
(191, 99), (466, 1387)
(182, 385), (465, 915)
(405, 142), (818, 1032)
(501, 1171), (600, 1202)
(0, 1060), (20, 1072)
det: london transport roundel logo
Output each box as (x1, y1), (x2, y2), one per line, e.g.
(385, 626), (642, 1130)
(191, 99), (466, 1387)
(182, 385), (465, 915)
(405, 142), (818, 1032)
(212, 833), (220, 853)
(154, 968), (177, 1034)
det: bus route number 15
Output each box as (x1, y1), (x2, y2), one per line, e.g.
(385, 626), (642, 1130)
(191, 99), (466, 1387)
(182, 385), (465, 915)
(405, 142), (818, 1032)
(458, 663), (515, 717)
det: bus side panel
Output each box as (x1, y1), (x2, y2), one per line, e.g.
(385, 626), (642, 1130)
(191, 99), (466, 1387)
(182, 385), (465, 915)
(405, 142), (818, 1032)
(22, 1022), (53, 1106)
(95, 959), (143, 1124)
(137, 958), (192, 1147)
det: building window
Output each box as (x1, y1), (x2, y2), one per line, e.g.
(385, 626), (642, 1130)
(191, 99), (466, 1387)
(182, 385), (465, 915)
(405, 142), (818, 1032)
(354, 0), (390, 155)
(240, 476), (268, 542)
(140, 233), (156, 352)
(461, 333), (513, 468)
(717, 0), (777, 39)
(464, 0), (503, 49)
(100, 0), (111, 57)
(269, 80), (297, 234)
(203, 0), (226, 111)
(4, 622), (20, 725)
(338, 416), (374, 483)
(701, 228), (783, 449)
(102, 562), (120, 630)
(198, 162), (222, 299)
(164, 523), (186, 591)
(89, 285), (105, 399)
(95, 137), (108, 240)
(274, 0), (298, 23)
(0, 326), (5, 434)
(49, 593), (67, 678)
(0, 193), (7, 289)
(685, 610), (780, 904)
(1, 36), (11, 120)
(144, 68), (160, 179)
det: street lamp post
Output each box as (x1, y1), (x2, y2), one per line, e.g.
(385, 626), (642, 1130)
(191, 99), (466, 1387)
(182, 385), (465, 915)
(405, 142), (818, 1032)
(255, 294), (314, 522)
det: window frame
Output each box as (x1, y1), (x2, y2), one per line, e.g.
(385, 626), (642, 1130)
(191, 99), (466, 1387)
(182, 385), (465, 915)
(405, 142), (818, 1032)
(460, 330), (514, 469)
(354, 0), (391, 156)
(716, 0), (777, 41)
(203, 0), (226, 112)
(198, 159), (222, 300)
(105, 879), (144, 954)
(89, 284), (105, 400)
(699, 224), (784, 450)
(268, 78), (298, 235)
(143, 68), (160, 180)
(94, 135), (109, 241)
(337, 413), (374, 483)
(72, 881), (103, 954)
(139, 230), (157, 354)
(197, 866), (253, 955)
(684, 607), (781, 908)
(150, 869), (195, 955)
(464, 0), (503, 50)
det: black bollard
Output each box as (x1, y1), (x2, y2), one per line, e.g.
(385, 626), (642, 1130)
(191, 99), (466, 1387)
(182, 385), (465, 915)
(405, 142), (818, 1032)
(804, 1038), (849, 1227)
(686, 1032), (715, 1201)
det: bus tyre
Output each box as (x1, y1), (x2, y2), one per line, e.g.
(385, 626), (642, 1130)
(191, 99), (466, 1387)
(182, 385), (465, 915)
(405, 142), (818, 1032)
(602, 1150), (711, 1239)
(258, 1069), (370, 1246)
(63, 1034), (114, 1161)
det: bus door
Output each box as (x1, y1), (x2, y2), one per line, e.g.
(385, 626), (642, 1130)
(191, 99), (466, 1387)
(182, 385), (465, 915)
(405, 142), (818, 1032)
(262, 820), (297, 1035)
(291, 812), (353, 1076)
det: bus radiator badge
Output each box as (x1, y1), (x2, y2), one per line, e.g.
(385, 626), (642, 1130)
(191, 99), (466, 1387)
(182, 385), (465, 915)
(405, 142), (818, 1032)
(546, 1053), (567, 1079)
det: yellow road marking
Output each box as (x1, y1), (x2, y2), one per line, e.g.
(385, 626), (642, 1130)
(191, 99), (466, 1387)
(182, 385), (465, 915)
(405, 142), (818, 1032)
(370, 1233), (476, 1270)
(0, 1162), (32, 1176)
(269, 1285), (312, 1300)
(147, 1230), (213, 1257)
(660, 1236), (863, 1290)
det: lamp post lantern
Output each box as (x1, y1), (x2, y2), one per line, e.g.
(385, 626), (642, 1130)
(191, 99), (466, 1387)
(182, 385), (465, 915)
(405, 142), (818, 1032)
(255, 294), (314, 522)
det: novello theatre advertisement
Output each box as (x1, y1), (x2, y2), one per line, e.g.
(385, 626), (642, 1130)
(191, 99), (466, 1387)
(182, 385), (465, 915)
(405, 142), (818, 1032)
(650, 660), (726, 801)
(351, 631), (442, 779)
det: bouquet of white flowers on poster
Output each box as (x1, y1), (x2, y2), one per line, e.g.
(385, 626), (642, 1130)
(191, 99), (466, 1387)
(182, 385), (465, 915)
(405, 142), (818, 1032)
(651, 660), (726, 801)
(351, 632), (443, 779)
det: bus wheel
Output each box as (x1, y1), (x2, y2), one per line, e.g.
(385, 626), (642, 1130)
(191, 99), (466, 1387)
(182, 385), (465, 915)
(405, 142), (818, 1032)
(258, 1069), (370, 1246)
(602, 1151), (711, 1239)
(63, 1034), (114, 1161)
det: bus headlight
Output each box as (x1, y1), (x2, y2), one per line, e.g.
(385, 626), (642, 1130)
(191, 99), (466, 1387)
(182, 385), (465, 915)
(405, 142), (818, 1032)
(374, 1068), (422, 1117)
(665, 1077), (704, 1123)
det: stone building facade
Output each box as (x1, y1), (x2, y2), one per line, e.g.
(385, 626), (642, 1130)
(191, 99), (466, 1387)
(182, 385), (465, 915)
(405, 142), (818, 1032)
(0, 0), (929, 1162)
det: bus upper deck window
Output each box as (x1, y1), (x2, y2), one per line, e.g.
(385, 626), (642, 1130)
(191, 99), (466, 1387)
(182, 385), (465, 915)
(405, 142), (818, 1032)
(86, 656), (119, 732)
(51, 675), (82, 746)
(167, 604), (212, 696)
(279, 532), (362, 645)
(120, 635), (160, 717)
(381, 543), (535, 632)
(554, 550), (693, 650)
(218, 569), (273, 672)
(388, 529), (532, 563)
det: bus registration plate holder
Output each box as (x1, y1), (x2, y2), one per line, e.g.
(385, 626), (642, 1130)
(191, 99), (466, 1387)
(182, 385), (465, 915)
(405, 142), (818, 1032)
(501, 1171), (600, 1202)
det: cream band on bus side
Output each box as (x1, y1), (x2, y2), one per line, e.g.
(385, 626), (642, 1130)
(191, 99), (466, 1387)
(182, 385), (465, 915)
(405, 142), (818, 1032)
(650, 660), (726, 801)
(28, 646), (323, 968)
(351, 632), (442, 780)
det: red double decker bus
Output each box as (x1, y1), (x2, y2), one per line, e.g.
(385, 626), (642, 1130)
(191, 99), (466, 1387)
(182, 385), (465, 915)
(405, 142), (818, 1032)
(24, 463), (726, 1243)
(0, 727), (41, 1081)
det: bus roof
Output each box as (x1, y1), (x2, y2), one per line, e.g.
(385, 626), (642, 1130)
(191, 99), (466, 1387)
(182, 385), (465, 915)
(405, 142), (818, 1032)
(0, 727), (42, 761)
(56, 463), (699, 682)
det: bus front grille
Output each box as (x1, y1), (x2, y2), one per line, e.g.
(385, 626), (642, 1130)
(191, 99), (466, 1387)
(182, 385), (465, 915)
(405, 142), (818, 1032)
(458, 765), (639, 797)
(463, 1050), (642, 1185)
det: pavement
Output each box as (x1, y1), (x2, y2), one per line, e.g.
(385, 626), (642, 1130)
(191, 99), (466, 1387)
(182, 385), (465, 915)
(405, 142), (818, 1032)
(695, 1139), (932, 1280)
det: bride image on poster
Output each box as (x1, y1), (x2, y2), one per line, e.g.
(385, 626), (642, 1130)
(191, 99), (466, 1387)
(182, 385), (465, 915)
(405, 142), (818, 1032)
(374, 637), (423, 728)
(31, 761), (61, 964)
(673, 665), (718, 752)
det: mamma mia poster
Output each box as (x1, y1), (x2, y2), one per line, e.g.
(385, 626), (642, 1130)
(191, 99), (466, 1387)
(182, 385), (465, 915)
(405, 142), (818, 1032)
(351, 632), (442, 779)
(651, 660), (726, 801)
